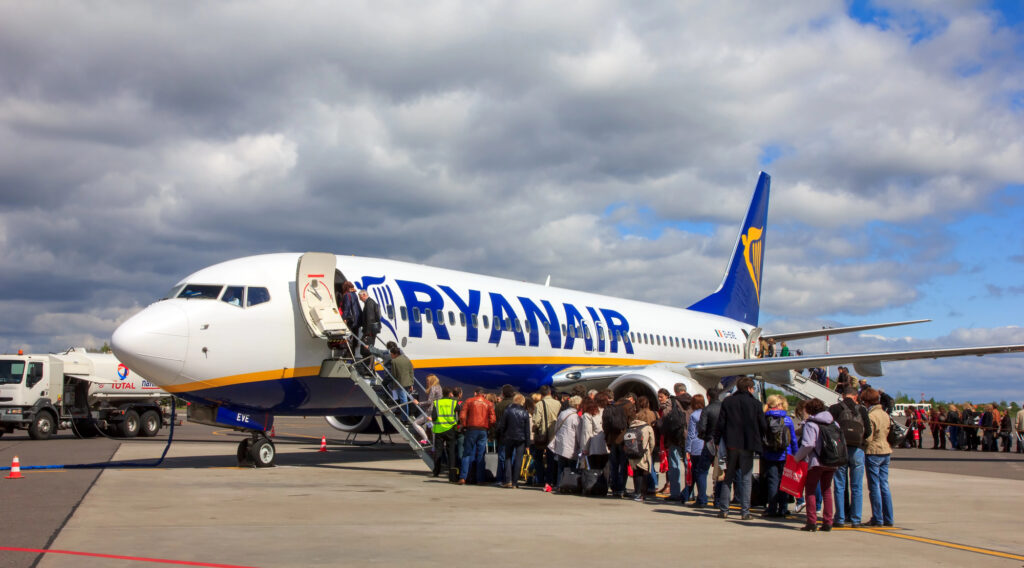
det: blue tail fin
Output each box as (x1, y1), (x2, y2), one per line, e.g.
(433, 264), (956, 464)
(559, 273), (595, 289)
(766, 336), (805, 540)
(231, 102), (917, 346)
(687, 172), (770, 327)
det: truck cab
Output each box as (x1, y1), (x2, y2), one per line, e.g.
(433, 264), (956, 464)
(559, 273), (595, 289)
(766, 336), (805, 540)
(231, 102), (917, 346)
(0, 355), (62, 439)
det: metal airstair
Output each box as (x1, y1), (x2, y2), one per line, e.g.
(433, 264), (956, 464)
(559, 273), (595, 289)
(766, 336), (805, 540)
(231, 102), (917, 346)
(319, 339), (435, 471)
(772, 370), (842, 405)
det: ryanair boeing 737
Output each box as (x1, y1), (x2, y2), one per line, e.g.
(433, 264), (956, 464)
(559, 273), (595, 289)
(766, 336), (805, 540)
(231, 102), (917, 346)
(110, 172), (1024, 466)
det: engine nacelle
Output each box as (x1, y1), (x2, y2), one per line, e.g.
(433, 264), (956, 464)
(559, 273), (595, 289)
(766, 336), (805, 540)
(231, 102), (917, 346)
(325, 414), (374, 433)
(608, 364), (706, 406)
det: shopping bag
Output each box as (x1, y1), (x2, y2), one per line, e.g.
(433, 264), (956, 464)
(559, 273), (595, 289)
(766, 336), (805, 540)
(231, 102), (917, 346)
(685, 456), (693, 486)
(659, 452), (669, 473)
(779, 455), (808, 497)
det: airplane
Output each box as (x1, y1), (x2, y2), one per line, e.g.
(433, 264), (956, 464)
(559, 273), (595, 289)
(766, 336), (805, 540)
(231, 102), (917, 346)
(110, 172), (1024, 467)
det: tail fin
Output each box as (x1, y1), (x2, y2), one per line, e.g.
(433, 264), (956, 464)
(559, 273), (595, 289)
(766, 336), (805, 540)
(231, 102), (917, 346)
(687, 172), (770, 327)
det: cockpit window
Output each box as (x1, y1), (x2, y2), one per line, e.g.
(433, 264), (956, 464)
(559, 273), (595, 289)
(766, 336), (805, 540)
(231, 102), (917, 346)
(247, 287), (270, 307)
(178, 284), (224, 299)
(222, 286), (244, 307)
(0, 360), (25, 385)
(162, 284), (185, 300)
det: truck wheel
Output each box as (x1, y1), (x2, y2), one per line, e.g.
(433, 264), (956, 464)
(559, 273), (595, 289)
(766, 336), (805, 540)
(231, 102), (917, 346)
(119, 410), (140, 438)
(29, 411), (55, 440)
(139, 411), (160, 437)
(249, 438), (276, 468)
(236, 439), (254, 467)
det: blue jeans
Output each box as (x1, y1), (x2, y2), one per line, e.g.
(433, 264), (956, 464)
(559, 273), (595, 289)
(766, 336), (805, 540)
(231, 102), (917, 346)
(719, 449), (754, 515)
(833, 446), (865, 524)
(608, 444), (629, 494)
(494, 441), (507, 483)
(391, 387), (410, 420)
(460, 429), (488, 482)
(504, 443), (526, 486)
(692, 447), (712, 505)
(866, 454), (894, 525)
(763, 459), (788, 515)
(666, 444), (684, 499)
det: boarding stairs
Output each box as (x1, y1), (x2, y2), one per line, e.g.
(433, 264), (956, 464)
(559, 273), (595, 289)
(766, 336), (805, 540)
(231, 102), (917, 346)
(774, 370), (842, 406)
(319, 339), (435, 471)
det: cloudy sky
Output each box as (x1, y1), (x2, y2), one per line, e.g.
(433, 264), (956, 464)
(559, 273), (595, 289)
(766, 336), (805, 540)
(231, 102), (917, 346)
(2, 0), (1022, 402)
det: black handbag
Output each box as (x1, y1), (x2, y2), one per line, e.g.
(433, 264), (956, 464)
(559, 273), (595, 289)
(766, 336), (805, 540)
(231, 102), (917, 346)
(581, 467), (608, 497)
(558, 467), (583, 494)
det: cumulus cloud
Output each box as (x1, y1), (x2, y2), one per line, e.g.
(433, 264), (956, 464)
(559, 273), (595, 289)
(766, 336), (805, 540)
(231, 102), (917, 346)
(0, 1), (1022, 399)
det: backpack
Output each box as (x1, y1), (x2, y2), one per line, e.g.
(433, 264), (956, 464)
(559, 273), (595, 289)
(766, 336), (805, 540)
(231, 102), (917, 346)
(763, 414), (789, 453)
(602, 403), (628, 441)
(817, 421), (849, 467)
(623, 424), (646, 459)
(836, 401), (865, 446)
(660, 404), (687, 447)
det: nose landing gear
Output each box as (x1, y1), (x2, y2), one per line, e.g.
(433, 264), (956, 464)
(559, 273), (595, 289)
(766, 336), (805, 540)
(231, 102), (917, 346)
(236, 431), (276, 468)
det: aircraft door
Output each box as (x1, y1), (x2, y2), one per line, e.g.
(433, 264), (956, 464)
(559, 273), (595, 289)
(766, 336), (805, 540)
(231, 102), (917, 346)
(744, 327), (762, 359)
(295, 252), (349, 339)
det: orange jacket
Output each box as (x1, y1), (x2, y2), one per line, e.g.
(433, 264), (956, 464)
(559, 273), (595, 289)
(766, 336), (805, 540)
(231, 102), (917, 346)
(460, 395), (496, 430)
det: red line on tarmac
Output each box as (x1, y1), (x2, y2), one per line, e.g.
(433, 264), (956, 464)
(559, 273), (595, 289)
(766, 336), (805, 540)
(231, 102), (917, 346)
(0, 546), (260, 568)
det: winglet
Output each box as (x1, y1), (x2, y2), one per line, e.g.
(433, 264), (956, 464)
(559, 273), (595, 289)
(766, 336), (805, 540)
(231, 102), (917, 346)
(687, 172), (770, 326)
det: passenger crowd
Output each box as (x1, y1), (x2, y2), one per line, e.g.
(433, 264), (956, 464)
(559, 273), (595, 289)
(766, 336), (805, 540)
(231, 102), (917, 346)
(384, 372), (991, 532)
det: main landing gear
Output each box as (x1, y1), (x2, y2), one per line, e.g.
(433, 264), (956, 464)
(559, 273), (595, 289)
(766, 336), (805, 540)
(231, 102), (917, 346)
(236, 430), (276, 468)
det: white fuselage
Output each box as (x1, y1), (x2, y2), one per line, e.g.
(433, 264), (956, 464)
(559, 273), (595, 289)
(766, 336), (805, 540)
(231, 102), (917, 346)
(112, 253), (750, 414)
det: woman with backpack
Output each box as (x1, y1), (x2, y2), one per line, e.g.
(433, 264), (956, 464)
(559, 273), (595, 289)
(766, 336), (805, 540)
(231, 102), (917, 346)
(794, 398), (839, 532)
(762, 395), (798, 518)
(624, 414), (655, 503)
(860, 388), (894, 527)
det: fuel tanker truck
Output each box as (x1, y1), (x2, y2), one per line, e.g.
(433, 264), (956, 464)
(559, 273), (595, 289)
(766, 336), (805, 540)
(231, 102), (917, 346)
(0, 347), (173, 440)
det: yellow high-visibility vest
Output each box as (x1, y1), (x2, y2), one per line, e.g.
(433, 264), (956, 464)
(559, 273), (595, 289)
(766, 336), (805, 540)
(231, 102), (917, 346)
(433, 398), (458, 433)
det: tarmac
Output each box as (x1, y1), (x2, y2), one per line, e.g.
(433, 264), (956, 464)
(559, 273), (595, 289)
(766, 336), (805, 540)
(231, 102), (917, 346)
(1, 417), (1023, 568)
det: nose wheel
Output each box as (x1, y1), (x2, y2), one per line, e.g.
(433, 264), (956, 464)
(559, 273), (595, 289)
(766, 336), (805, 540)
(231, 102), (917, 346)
(236, 432), (276, 468)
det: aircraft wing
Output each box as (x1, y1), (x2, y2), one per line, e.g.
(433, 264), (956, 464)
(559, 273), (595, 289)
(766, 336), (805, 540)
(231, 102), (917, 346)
(687, 344), (1024, 384)
(761, 319), (930, 343)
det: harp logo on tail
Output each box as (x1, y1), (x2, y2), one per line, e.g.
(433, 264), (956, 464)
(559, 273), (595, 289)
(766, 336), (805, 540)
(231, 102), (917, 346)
(742, 226), (764, 303)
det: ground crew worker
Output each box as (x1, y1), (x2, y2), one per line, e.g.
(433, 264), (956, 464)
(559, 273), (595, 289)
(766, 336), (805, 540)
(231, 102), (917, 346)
(433, 387), (459, 482)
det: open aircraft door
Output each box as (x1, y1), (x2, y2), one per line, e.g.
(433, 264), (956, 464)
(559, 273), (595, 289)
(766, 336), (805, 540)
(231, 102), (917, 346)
(744, 327), (762, 359)
(296, 252), (349, 339)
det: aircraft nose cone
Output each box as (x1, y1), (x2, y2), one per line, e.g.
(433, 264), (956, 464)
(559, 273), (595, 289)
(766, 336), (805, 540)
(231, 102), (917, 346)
(111, 302), (188, 387)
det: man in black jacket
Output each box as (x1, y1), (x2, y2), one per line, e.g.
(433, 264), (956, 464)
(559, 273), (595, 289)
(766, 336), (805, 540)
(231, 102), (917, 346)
(828, 387), (872, 528)
(713, 377), (767, 520)
(357, 289), (381, 357)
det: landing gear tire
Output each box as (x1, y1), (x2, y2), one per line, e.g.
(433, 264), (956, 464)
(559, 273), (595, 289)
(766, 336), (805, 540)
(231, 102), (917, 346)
(237, 439), (254, 467)
(29, 411), (55, 440)
(139, 410), (160, 437)
(119, 410), (140, 438)
(249, 438), (276, 468)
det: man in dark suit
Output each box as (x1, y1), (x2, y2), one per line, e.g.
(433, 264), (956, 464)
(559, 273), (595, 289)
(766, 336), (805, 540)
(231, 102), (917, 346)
(358, 289), (381, 357)
(713, 376), (767, 520)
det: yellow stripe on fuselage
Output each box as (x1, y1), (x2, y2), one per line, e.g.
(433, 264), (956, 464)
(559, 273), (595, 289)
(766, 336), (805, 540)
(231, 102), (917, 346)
(161, 356), (664, 394)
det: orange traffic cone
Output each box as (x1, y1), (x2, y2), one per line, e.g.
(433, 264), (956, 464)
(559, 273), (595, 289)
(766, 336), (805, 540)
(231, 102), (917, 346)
(318, 436), (327, 452)
(6, 456), (23, 479)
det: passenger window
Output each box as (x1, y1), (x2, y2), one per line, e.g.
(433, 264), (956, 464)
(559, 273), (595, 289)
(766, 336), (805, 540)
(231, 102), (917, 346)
(448, 311), (455, 326)
(387, 305), (395, 320)
(460, 312), (466, 327)
(472, 314), (479, 328)
(515, 319), (522, 333)
(543, 322), (551, 335)
(401, 306), (408, 321)
(413, 307), (421, 323)
(583, 326), (591, 340)
(437, 309), (444, 324)
(221, 286), (244, 307)
(482, 315), (489, 329)
(524, 320), (532, 334)
(425, 309), (433, 324)
(561, 324), (567, 336)
(179, 284), (223, 299)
